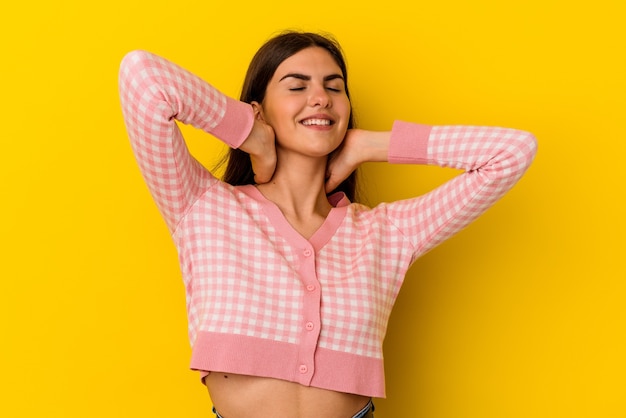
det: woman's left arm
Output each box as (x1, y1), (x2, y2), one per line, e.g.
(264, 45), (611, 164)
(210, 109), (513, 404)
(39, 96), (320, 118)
(327, 121), (538, 258)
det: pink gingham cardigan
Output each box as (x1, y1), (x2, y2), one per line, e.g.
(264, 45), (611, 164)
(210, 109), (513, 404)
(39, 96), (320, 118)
(119, 50), (537, 397)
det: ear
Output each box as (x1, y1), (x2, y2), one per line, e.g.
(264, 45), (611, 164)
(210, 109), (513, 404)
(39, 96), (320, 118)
(251, 101), (266, 122)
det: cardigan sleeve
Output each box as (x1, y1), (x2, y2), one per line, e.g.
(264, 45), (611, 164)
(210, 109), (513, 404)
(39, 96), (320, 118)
(118, 50), (255, 233)
(384, 121), (538, 262)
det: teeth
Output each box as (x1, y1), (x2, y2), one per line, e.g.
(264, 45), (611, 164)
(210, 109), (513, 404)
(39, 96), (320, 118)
(302, 118), (331, 126)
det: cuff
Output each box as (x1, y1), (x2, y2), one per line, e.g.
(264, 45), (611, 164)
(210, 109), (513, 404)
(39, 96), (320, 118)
(210, 96), (255, 149)
(388, 121), (432, 164)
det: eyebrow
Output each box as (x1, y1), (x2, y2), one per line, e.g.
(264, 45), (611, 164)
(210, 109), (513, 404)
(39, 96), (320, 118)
(279, 73), (345, 82)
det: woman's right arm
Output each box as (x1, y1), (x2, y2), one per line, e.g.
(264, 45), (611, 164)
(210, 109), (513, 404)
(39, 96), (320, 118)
(118, 50), (255, 233)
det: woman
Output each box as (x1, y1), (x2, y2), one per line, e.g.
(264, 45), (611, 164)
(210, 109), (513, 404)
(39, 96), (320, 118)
(119, 31), (537, 418)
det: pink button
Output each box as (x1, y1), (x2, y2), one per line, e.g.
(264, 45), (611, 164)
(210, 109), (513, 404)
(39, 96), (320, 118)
(305, 322), (314, 331)
(306, 284), (315, 292)
(299, 364), (308, 374)
(303, 249), (312, 257)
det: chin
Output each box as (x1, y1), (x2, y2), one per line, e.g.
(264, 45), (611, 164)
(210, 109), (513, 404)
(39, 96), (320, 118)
(308, 143), (343, 157)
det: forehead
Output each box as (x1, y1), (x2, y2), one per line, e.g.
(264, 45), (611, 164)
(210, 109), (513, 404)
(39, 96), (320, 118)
(273, 47), (343, 79)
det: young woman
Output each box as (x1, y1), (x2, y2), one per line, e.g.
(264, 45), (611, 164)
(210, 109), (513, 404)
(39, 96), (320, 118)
(119, 31), (537, 418)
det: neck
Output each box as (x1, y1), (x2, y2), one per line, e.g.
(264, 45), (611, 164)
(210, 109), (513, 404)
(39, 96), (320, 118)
(256, 152), (332, 224)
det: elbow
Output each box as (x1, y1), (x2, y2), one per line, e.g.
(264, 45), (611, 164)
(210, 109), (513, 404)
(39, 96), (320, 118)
(119, 50), (148, 86)
(500, 127), (538, 164)
(119, 50), (149, 71)
(484, 129), (538, 183)
(500, 129), (538, 181)
(516, 130), (538, 170)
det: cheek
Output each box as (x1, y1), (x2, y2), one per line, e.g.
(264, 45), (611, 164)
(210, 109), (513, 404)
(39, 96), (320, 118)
(338, 100), (352, 127)
(265, 115), (295, 139)
(337, 94), (351, 113)
(263, 110), (295, 143)
(263, 100), (298, 127)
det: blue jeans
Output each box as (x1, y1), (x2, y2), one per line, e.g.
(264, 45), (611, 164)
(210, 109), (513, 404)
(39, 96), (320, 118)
(212, 399), (375, 418)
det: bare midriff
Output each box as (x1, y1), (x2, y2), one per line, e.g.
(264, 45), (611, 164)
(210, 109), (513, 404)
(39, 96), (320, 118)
(205, 372), (370, 418)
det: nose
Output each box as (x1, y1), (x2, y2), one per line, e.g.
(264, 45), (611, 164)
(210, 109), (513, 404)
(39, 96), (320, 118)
(308, 84), (331, 108)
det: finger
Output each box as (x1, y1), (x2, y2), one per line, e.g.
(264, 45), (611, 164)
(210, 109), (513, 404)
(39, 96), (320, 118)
(251, 155), (276, 184)
(325, 167), (343, 193)
(325, 180), (338, 194)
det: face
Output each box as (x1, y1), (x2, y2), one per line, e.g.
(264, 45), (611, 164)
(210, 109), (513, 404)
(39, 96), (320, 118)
(255, 47), (351, 158)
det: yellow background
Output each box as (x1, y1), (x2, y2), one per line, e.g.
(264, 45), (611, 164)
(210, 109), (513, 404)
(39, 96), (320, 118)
(1, 0), (624, 416)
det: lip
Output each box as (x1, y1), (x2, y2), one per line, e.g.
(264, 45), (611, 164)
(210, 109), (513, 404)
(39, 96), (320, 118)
(299, 113), (336, 126)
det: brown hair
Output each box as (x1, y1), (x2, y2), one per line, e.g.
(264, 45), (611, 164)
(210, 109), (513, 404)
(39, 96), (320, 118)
(222, 31), (359, 201)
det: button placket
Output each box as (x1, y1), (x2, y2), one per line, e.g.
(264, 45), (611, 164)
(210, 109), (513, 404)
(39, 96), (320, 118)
(295, 244), (320, 384)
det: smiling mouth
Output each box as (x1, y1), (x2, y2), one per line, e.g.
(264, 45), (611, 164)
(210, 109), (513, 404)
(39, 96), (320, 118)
(301, 118), (333, 126)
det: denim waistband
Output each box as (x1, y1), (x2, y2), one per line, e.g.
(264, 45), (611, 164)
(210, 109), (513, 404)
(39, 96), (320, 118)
(212, 399), (374, 418)
(353, 399), (375, 418)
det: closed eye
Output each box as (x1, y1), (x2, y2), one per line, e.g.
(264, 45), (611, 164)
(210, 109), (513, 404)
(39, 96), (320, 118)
(289, 87), (341, 92)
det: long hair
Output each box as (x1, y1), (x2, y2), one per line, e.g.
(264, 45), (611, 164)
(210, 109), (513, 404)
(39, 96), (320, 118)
(222, 31), (359, 202)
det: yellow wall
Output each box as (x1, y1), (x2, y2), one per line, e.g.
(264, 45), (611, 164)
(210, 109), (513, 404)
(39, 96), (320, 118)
(1, 1), (624, 416)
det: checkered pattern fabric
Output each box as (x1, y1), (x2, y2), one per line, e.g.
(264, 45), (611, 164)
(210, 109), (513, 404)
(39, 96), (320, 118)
(119, 50), (537, 397)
